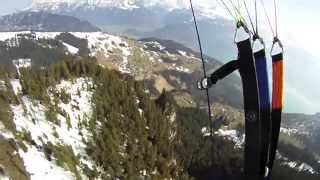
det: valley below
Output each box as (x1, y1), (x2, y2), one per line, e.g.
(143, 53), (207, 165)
(0, 31), (319, 180)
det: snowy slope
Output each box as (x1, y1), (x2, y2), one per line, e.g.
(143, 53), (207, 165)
(9, 75), (98, 179)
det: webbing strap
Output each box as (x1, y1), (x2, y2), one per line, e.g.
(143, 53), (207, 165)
(254, 49), (271, 176)
(267, 53), (284, 178)
(210, 60), (239, 83)
(237, 38), (262, 180)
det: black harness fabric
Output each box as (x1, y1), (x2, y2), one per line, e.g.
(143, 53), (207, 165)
(237, 38), (261, 179)
(206, 39), (265, 179)
(210, 60), (239, 83)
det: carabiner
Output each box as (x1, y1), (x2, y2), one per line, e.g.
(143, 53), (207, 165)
(234, 21), (251, 44)
(271, 37), (283, 55)
(252, 34), (265, 53)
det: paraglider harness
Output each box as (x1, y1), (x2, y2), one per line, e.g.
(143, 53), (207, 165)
(189, 0), (285, 179)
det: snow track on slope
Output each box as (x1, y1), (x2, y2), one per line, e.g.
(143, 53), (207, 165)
(19, 145), (75, 180)
(62, 42), (79, 54)
(70, 32), (132, 73)
(10, 77), (96, 179)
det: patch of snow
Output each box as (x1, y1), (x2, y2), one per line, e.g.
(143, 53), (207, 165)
(62, 42), (79, 55)
(0, 32), (18, 41)
(0, 32), (59, 42)
(13, 59), (32, 76)
(279, 152), (318, 174)
(51, 78), (94, 168)
(70, 32), (127, 56)
(178, 50), (187, 56)
(144, 41), (165, 51)
(70, 32), (132, 73)
(0, 80), (6, 91)
(287, 161), (298, 168)
(175, 66), (190, 73)
(35, 32), (60, 39)
(280, 127), (298, 136)
(19, 145), (75, 180)
(10, 79), (22, 95)
(215, 129), (244, 148)
(13, 58), (31, 68)
(11, 97), (59, 145)
(0, 175), (9, 180)
(118, 56), (131, 74)
(282, 161), (317, 174)
(149, 56), (155, 63)
(11, 77), (97, 178)
(298, 163), (316, 174)
(165, 51), (176, 57)
(201, 127), (211, 137)
(49, 77), (95, 169)
(140, 169), (147, 176)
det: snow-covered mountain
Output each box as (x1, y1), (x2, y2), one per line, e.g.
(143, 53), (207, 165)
(30, 0), (220, 14)
(28, 0), (227, 32)
(31, 0), (141, 10)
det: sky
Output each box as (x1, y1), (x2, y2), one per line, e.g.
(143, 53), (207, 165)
(0, 0), (30, 15)
(273, 0), (320, 59)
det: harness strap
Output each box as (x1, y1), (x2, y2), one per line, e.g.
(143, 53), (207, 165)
(237, 37), (262, 180)
(267, 52), (284, 178)
(210, 60), (239, 84)
(254, 49), (271, 177)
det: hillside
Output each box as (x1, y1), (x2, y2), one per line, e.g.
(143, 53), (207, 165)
(0, 31), (243, 108)
(0, 31), (319, 180)
(26, 0), (320, 114)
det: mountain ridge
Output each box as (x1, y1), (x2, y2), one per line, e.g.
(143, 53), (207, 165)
(0, 11), (100, 32)
(30, 0), (220, 13)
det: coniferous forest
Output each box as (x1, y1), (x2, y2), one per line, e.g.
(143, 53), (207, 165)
(1, 57), (319, 180)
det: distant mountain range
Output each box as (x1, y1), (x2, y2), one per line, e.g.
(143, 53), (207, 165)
(0, 11), (100, 32)
(28, 0), (226, 32)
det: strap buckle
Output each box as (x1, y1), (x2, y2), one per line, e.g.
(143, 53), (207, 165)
(252, 34), (265, 52)
(234, 21), (251, 43)
(271, 37), (284, 55)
